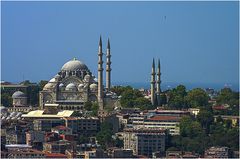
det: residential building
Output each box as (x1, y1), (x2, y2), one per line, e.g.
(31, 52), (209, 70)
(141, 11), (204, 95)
(123, 128), (166, 157)
(26, 131), (45, 150)
(64, 117), (100, 136)
(107, 147), (133, 158)
(204, 146), (229, 158)
(33, 119), (65, 132)
(43, 140), (76, 154)
(7, 148), (45, 158)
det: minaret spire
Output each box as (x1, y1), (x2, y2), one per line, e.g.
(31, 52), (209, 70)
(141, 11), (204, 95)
(151, 58), (156, 106)
(98, 36), (104, 109)
(106, 38), (111, 91)
(156, 58), (161, 106)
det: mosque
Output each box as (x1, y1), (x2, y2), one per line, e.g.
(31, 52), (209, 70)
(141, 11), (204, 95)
(8, 36), (162, 115)
(39, 36), (113, 115)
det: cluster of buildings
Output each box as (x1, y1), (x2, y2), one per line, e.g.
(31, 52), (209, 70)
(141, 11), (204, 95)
(1, 37), (239, 158)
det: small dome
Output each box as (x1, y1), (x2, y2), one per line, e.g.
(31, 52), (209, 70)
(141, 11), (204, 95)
(90, 83), (97, 90)
(59, 83), (64, 88)
(43, 83), (55, 90)
(78, 84), (84, 88)
(49, 78), (56, 83)
(12, 91), (26, 98)
(65, 83), (77, 91)
(61, 58), (88, 72)
(55, 74), (60, 78)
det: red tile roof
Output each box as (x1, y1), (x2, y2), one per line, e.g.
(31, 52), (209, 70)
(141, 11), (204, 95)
(213, 105), (227, 110)
(148, 116), (180, 121)
(53, 125), (70, 130)
(45, 153), (67, 158)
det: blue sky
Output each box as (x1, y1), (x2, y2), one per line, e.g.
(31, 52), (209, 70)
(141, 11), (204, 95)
(1, 1), (239, 88)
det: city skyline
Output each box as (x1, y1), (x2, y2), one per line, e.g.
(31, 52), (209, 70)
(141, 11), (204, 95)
(2, 1), (239, 88)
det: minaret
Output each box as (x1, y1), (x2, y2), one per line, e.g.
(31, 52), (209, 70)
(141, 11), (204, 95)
(156, 58), (161, 106)
(97, 36), (104, 109)
(151, 58), (156, 105)
(106, 38), (111, 91)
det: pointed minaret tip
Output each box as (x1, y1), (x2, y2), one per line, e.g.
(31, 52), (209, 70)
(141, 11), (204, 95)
(158, 58), (160, 67)
(99, 35), (102, 46)
(152, 58), (155, 68)
(107, 38), (110, 49)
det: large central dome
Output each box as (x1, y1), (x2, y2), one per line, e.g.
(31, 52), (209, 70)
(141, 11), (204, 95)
(61, 58), (88, 71)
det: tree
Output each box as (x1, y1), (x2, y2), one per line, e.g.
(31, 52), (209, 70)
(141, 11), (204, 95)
(179, 116), (207, 154)
(197, 109), (214, 133)
(20, 80), (31, 85)
(84, 101), (92, 111)
(120, 88), (137, 108)
(168, 85), (187, 109)
(216, 116), (223, 123)
(160, 93), (167, 105)
(114, 137), (124, 148)
(91, 102), (98, 116)
(224, 119), (232, 129)
(20, 80), (40, 106)
(134, 97), (153, 110)
(180, 116), (194, 137)
(1, 93), (12, 107)
(38, 80), (48, 91)
(186, 88), (209, 108)
(96, 122), (114, 149)
(111, 86), (133, 96)
(216, 88), (239, 115)
(78, 135), (88, 144)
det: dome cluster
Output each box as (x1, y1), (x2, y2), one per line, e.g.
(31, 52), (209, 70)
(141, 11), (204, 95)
(42, 58), (98, 92)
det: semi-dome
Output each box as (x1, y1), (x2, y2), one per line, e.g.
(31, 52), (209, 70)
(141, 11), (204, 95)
(43, 83), (56, 90)
(12, 91), (26, 98)
(78, 84), (84, 87)
(49, 78), (57, 83)
(90, 83), (97, 90)
(65, 83), (77, 91)
(61, 58), (88, 72)
(59, 83), (64, 87)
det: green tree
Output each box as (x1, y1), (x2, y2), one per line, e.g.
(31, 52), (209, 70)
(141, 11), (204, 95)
(20, 80), (40, 106)
(84, 101), (92, 111)
(160, 93), (167, 105)
(216, 116), (223, 123)
(111, 86), (132, 96)
(114, 137), (124, 148)
(120, 88), (137, 107)
(134, 97), (153, 110)
(186, 88), (209, 108)
(197, 109), (214, 133)
(168, 85), (187, 109)
(179, 116), (193, 137)
(216, 88), (239, 115)
(179, 116), (207, 154)
(91, 102), (98, 116)
(1, 93), (12, 107)
(38, 80), (48, 91)
(96, 122), (114, 149)
(78, 135), (88, 144)
(20, 80), (31, 85)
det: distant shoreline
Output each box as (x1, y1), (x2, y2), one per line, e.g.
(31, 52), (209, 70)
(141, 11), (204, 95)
(2, 80), (239, 92)
(112, 82), (239, 92)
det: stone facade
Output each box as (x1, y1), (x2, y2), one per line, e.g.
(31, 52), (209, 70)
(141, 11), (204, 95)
(39, 58), (98, 111)
(39, 38), (113, 112)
